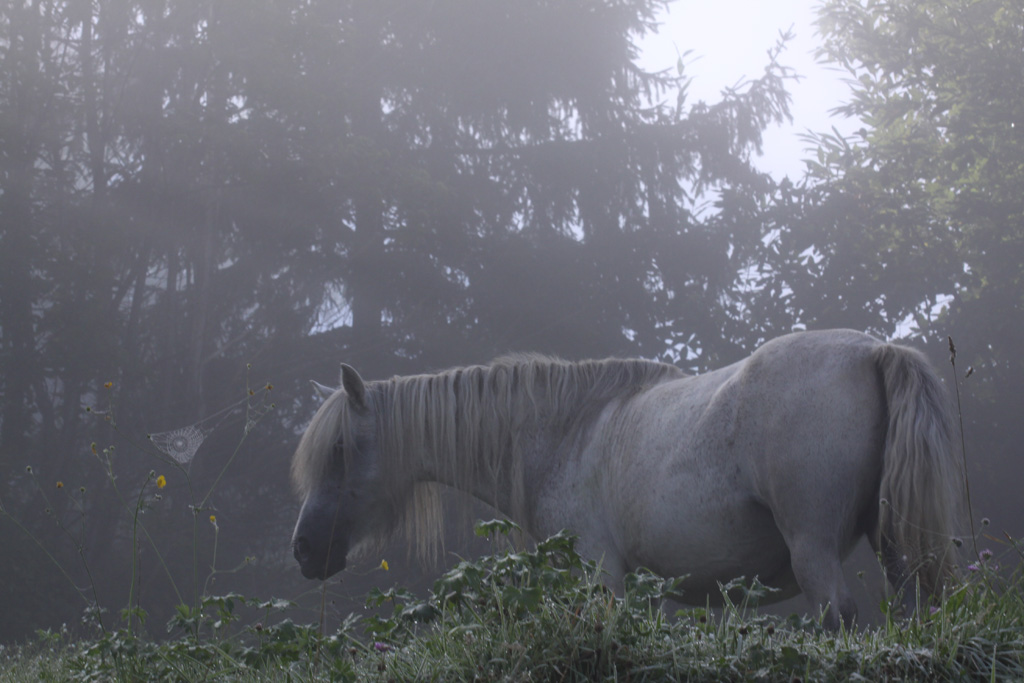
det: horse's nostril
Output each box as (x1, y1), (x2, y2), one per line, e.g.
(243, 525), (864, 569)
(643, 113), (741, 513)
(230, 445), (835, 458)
(293, 537), (311, 563)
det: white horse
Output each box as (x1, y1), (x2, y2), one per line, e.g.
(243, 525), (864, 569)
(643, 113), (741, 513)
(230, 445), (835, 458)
(290, 329), (965, 628)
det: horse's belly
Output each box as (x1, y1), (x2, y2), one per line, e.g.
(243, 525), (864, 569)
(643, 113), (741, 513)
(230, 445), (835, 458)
(625, 498), (799, 604)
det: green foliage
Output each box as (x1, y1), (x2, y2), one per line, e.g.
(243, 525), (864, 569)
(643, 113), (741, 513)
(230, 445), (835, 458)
(807, 0), (1024, 340)
(4, 523), (1024, 681)
(744, 0), (1024, 542)
(750, 0), (1024, 351)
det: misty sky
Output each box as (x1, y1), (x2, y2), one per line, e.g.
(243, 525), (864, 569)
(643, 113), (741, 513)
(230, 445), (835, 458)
(641, 0), (858, 179)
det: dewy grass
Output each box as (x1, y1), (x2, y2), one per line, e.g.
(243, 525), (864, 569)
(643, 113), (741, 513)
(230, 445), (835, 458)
(2, 520), (1023, 681)
(341, 521), (1024, 682)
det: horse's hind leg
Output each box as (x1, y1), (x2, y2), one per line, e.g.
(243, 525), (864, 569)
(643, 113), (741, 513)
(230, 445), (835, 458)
(867, 532), (919, 618)
(770, 489), (860, 628)
(787, 538), (857, 630)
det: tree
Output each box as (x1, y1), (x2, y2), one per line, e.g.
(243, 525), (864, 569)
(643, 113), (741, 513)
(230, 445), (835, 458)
(0, 0), (796, 642)
(755, 0), (1023, 533)
(267, 0), (796, 372)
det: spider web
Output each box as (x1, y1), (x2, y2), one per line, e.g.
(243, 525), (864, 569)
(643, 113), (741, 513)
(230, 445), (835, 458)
(148, 425), (211, 464)
(144, 369), (275, 466)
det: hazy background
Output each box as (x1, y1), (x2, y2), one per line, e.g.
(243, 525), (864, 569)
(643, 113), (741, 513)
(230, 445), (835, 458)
(1, 0), (1021, 643)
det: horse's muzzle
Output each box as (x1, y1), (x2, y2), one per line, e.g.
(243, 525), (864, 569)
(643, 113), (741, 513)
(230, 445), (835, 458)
(293, 536), (347, 580)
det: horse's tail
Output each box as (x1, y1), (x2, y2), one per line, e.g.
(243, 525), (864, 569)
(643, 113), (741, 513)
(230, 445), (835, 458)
(873, 343), (965, 600)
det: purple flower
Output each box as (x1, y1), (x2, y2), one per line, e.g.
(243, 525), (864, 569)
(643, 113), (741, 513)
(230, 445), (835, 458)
(929, 606), (940, 615)
(979, 548), (994, 562)
(373, 642), (392, 653)
(967, 563), (980, 572)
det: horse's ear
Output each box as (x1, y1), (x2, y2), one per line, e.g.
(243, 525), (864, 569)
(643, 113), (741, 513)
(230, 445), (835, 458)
(340, 363), (367, 411)
(310, 380), (335, 400)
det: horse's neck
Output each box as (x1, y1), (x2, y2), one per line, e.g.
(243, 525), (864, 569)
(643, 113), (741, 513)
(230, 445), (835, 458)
(381, 369), (566, 520)
(381, 359), (675, 522)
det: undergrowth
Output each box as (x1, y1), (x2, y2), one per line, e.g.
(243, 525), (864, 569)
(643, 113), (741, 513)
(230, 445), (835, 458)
(2, 519), (1022, 682)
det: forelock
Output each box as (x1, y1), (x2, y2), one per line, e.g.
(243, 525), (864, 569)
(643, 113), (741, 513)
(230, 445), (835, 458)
(290, 389), (349, 497)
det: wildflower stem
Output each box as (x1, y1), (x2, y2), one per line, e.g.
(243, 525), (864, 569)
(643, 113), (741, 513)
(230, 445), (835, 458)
(202, 519), (220, 596)
(947, 336), (979, 560)
(192, 506), (200, 640)
(0, 494), (104, 632)
(94, 438), (186, 607)
(1, 483), (108, 635)
(197, 386), (272, 511)
(126, 471), (155, 636)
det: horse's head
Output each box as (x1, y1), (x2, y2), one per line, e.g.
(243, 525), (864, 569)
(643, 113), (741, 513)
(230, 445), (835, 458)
(290, 364), (383, 580)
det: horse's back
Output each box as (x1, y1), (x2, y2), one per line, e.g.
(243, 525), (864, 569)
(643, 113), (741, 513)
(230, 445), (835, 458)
(720, 330), (888, 532)
(596, 329), (890, 599)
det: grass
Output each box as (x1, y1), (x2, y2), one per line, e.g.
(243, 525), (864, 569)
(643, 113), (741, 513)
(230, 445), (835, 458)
(1, 519), (1022, 682)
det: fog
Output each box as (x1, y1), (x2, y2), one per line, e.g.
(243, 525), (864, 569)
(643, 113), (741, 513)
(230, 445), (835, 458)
(1, 0), (1021, 644)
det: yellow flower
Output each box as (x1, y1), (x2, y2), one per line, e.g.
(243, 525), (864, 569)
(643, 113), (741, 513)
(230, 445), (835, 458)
(379, 559), (389, 571)
(209, 515), (217, 524)
(156, 475), (166, 489)
(56, 481), (64, 489)
(103, 381), (113, 389)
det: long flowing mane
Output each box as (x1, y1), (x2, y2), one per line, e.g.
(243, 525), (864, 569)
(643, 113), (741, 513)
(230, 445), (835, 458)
(293, 354), (686, 561)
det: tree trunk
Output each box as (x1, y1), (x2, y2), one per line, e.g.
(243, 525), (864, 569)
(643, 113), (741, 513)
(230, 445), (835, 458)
(0, 2), (43, 457)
